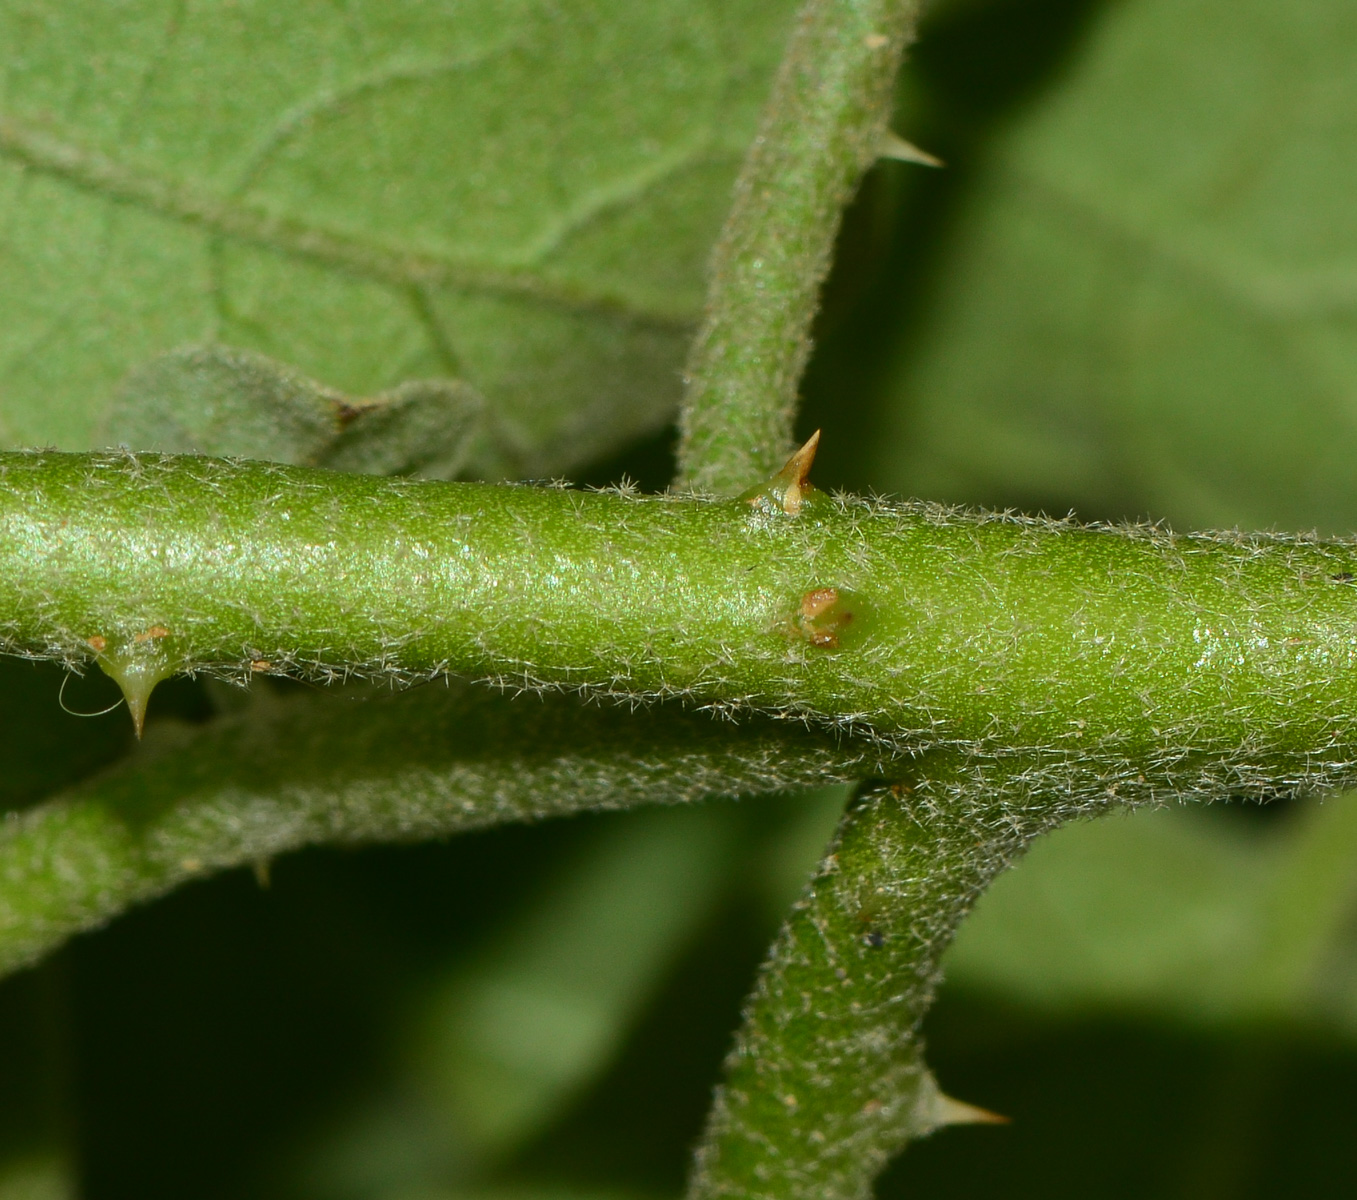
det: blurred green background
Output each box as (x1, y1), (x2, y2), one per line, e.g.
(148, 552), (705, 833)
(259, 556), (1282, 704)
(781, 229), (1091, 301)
(3, 0), (1357, 1195)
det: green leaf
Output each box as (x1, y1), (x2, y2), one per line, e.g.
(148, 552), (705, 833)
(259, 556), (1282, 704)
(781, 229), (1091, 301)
(322, 379), (491, 479)
(943, 794), (1357, 1033)
(105, 345), (492, 478)
(943, 806), (1275, 1021)
(305, 802), (746, 1193)
(0, 0), (798, 471)
(419, 805), (740, 1154)
(873, 0), (1357, 532)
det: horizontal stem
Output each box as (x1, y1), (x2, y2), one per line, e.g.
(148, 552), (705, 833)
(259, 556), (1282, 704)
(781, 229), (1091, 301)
(0, 683), (878, 979)
(5, 452), (1357, 805)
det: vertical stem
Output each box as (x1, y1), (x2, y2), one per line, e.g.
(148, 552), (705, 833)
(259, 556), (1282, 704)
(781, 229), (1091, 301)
(689, 759), (1053, 1200)
(675, 0), (922, 495)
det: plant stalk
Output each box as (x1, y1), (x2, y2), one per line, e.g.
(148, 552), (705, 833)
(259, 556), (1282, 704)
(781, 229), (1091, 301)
(675, 0), (923, 495)
(690, 763), (1039, 1200)
(0, 682), (878, 979)
(5, 452), (1357, 806)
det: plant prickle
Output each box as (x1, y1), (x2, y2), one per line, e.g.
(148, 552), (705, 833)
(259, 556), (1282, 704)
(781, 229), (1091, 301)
(4, 449), (1357, 816)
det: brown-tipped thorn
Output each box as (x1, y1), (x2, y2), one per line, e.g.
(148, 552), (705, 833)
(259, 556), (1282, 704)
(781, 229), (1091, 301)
(738, 431), (822, 516)
(933, 1093), (1010, 1127)
(126, 695), (147, 740)
(783, 429), (820, 486)
(777, 430), (821, 515)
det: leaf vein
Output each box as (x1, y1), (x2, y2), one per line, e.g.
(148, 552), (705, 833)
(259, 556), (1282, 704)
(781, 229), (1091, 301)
(0, 110), (694, 330)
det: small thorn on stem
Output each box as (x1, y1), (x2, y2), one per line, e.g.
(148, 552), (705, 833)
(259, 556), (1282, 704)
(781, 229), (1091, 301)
(95, 648), (175, 739)
(779, 430), (821, 515)
(878, 131), (944, 168)
(742, 430), (822, 516)
(119, 670), (157, 740)
(932, 1093), (1010, 1127)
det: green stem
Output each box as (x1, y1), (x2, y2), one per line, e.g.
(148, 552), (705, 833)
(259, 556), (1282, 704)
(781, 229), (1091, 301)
(675, 0), (922, 495)
(0, 683), (879, 979)
(689, 761), (1040, 1200)
(8, 453), (1357, 1188)
(6, 452), (1357, 805)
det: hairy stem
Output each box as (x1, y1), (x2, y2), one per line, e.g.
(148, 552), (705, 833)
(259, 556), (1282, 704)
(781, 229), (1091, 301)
(675, 0), (922, 495)
(0, 684), (881, 979)
(689, 761), (1045, 1200)
(6, 452), (1357, 803)
(8, 451), (1357, 1188)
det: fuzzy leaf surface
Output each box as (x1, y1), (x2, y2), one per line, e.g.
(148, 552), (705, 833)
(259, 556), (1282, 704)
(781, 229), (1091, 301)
(106, 345), (492, 478)
(0, 0), (797, 471)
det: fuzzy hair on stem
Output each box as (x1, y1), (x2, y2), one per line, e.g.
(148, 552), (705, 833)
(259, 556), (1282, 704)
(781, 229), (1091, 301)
(689, 760), (1051, 1200)
(7, 452), (1357, 1193)
(0, 681), (886, 979)
(676, 0), (924, 496)
(5, 451), (1357, 814)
